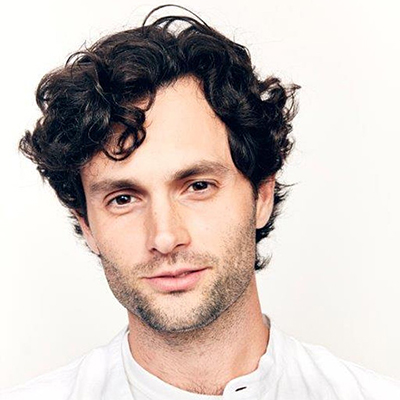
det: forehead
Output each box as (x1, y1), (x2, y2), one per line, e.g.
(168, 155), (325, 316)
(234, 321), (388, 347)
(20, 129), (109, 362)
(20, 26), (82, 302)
(82, 77), (236, 182)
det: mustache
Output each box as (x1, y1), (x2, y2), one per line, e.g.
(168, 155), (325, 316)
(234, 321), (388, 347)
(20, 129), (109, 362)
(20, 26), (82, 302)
(100, 250), (219, 273)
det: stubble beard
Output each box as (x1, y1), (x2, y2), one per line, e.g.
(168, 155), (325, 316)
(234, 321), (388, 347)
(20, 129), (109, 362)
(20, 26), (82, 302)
(100, 213), (257, 334)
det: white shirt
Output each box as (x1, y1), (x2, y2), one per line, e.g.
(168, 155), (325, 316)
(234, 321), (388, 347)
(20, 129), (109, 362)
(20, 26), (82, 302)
(1, 323), (400, 400)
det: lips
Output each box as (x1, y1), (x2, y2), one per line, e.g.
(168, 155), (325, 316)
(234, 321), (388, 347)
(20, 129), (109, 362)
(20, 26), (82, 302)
(144, 267), (208, 292)
(151, 268), (204, 278)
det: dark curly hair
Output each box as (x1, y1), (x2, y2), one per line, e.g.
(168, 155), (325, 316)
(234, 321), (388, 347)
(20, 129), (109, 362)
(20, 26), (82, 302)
(20, 5), (298, 270)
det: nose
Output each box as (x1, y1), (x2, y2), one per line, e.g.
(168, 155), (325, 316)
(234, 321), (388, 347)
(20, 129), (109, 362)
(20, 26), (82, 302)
(146, 196), (191, 256)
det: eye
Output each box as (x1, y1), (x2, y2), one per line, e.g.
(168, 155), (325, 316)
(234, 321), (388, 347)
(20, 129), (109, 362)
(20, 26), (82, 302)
(109, 194), (135, 206)
(190, 181), (210, 192)
(186, 181), (218, 199)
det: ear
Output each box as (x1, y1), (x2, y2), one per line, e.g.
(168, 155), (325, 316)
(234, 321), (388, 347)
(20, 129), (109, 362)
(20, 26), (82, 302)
(255, 177), (275, 229)
(71, 210), (100, 255)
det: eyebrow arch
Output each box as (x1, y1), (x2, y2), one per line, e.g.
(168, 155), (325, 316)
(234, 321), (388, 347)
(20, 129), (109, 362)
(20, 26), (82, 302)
(88, 179), (143, 196)
(87, 160), (232, 196)
(170, 160), (231, 181)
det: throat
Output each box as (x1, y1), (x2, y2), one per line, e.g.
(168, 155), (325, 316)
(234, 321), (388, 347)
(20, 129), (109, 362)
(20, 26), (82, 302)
(123, 329), (228, 396)
(126, 280), (269, 396)
(126, 314), (269, 397)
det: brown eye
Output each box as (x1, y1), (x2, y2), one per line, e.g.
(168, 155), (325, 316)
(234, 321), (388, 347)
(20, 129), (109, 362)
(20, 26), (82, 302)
(191, 181), (209, 191)
(113, 195), (133, 205)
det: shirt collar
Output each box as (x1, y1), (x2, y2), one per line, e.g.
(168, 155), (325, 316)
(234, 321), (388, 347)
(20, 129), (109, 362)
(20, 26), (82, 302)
(121, 317), (284, 400)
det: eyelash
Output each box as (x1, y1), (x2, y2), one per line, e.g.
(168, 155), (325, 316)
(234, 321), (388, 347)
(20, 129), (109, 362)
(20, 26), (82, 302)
(187, 180), (213, 192)
(109, 194), (135, 206)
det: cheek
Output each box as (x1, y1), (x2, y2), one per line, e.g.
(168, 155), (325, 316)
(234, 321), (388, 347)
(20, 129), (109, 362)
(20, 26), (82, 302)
(189, 195), (255, 244)
(90, 214), (147, 258)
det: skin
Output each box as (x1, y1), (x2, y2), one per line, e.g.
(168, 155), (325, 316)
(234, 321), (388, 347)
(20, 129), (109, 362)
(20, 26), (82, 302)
(77, 76), (275, 395)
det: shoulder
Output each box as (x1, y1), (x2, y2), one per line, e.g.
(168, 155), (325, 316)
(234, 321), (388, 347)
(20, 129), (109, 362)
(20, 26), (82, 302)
(0, 328), (128, 400)
(271, 326), (400, 399)
(0, 356), (86, 400)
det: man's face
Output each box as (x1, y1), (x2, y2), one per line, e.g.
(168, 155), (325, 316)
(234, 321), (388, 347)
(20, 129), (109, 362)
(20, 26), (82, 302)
(79, 77), (274, 332)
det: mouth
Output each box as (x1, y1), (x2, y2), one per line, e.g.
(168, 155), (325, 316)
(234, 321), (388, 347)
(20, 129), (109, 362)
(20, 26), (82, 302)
(144, 267), (209, 292)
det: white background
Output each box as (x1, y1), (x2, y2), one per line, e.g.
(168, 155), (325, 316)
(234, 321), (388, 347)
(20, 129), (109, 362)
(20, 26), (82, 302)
(1, 0), (399, 388)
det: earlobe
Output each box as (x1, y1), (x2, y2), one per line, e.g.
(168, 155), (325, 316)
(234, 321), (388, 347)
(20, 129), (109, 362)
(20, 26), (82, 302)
(255, 178), (275, 229)
(71, 210), (100, 255)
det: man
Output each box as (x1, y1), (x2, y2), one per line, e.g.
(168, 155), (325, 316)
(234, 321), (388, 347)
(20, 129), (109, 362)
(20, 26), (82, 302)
(2, 5), (399, 400)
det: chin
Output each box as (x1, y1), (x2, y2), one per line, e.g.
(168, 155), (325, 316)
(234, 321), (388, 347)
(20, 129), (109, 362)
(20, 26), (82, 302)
(132, 296), (225, 333)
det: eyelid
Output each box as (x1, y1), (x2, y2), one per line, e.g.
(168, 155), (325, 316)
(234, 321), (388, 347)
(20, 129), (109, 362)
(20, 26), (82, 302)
(186, 179), (218, 193)
(188, 178), (212, 186)
(106, 190), (140, 206)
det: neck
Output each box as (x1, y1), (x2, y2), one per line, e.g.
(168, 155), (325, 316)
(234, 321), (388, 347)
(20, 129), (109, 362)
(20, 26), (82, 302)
(127, 277), (269, 395)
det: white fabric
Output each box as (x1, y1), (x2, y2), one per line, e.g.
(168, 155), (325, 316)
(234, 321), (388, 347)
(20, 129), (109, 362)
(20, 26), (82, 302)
(1, 323), (400, 400)
(121, 331), (221, 400)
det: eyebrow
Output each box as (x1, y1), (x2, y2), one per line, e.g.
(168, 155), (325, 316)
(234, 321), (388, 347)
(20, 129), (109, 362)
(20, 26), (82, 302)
(170, 160), (231, 181)
(88, 178), (142, 196)
(87, 160), (232, 196)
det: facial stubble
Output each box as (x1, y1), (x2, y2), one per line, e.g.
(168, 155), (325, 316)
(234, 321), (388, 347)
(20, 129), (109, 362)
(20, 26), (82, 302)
(100, 211), (257, 334)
